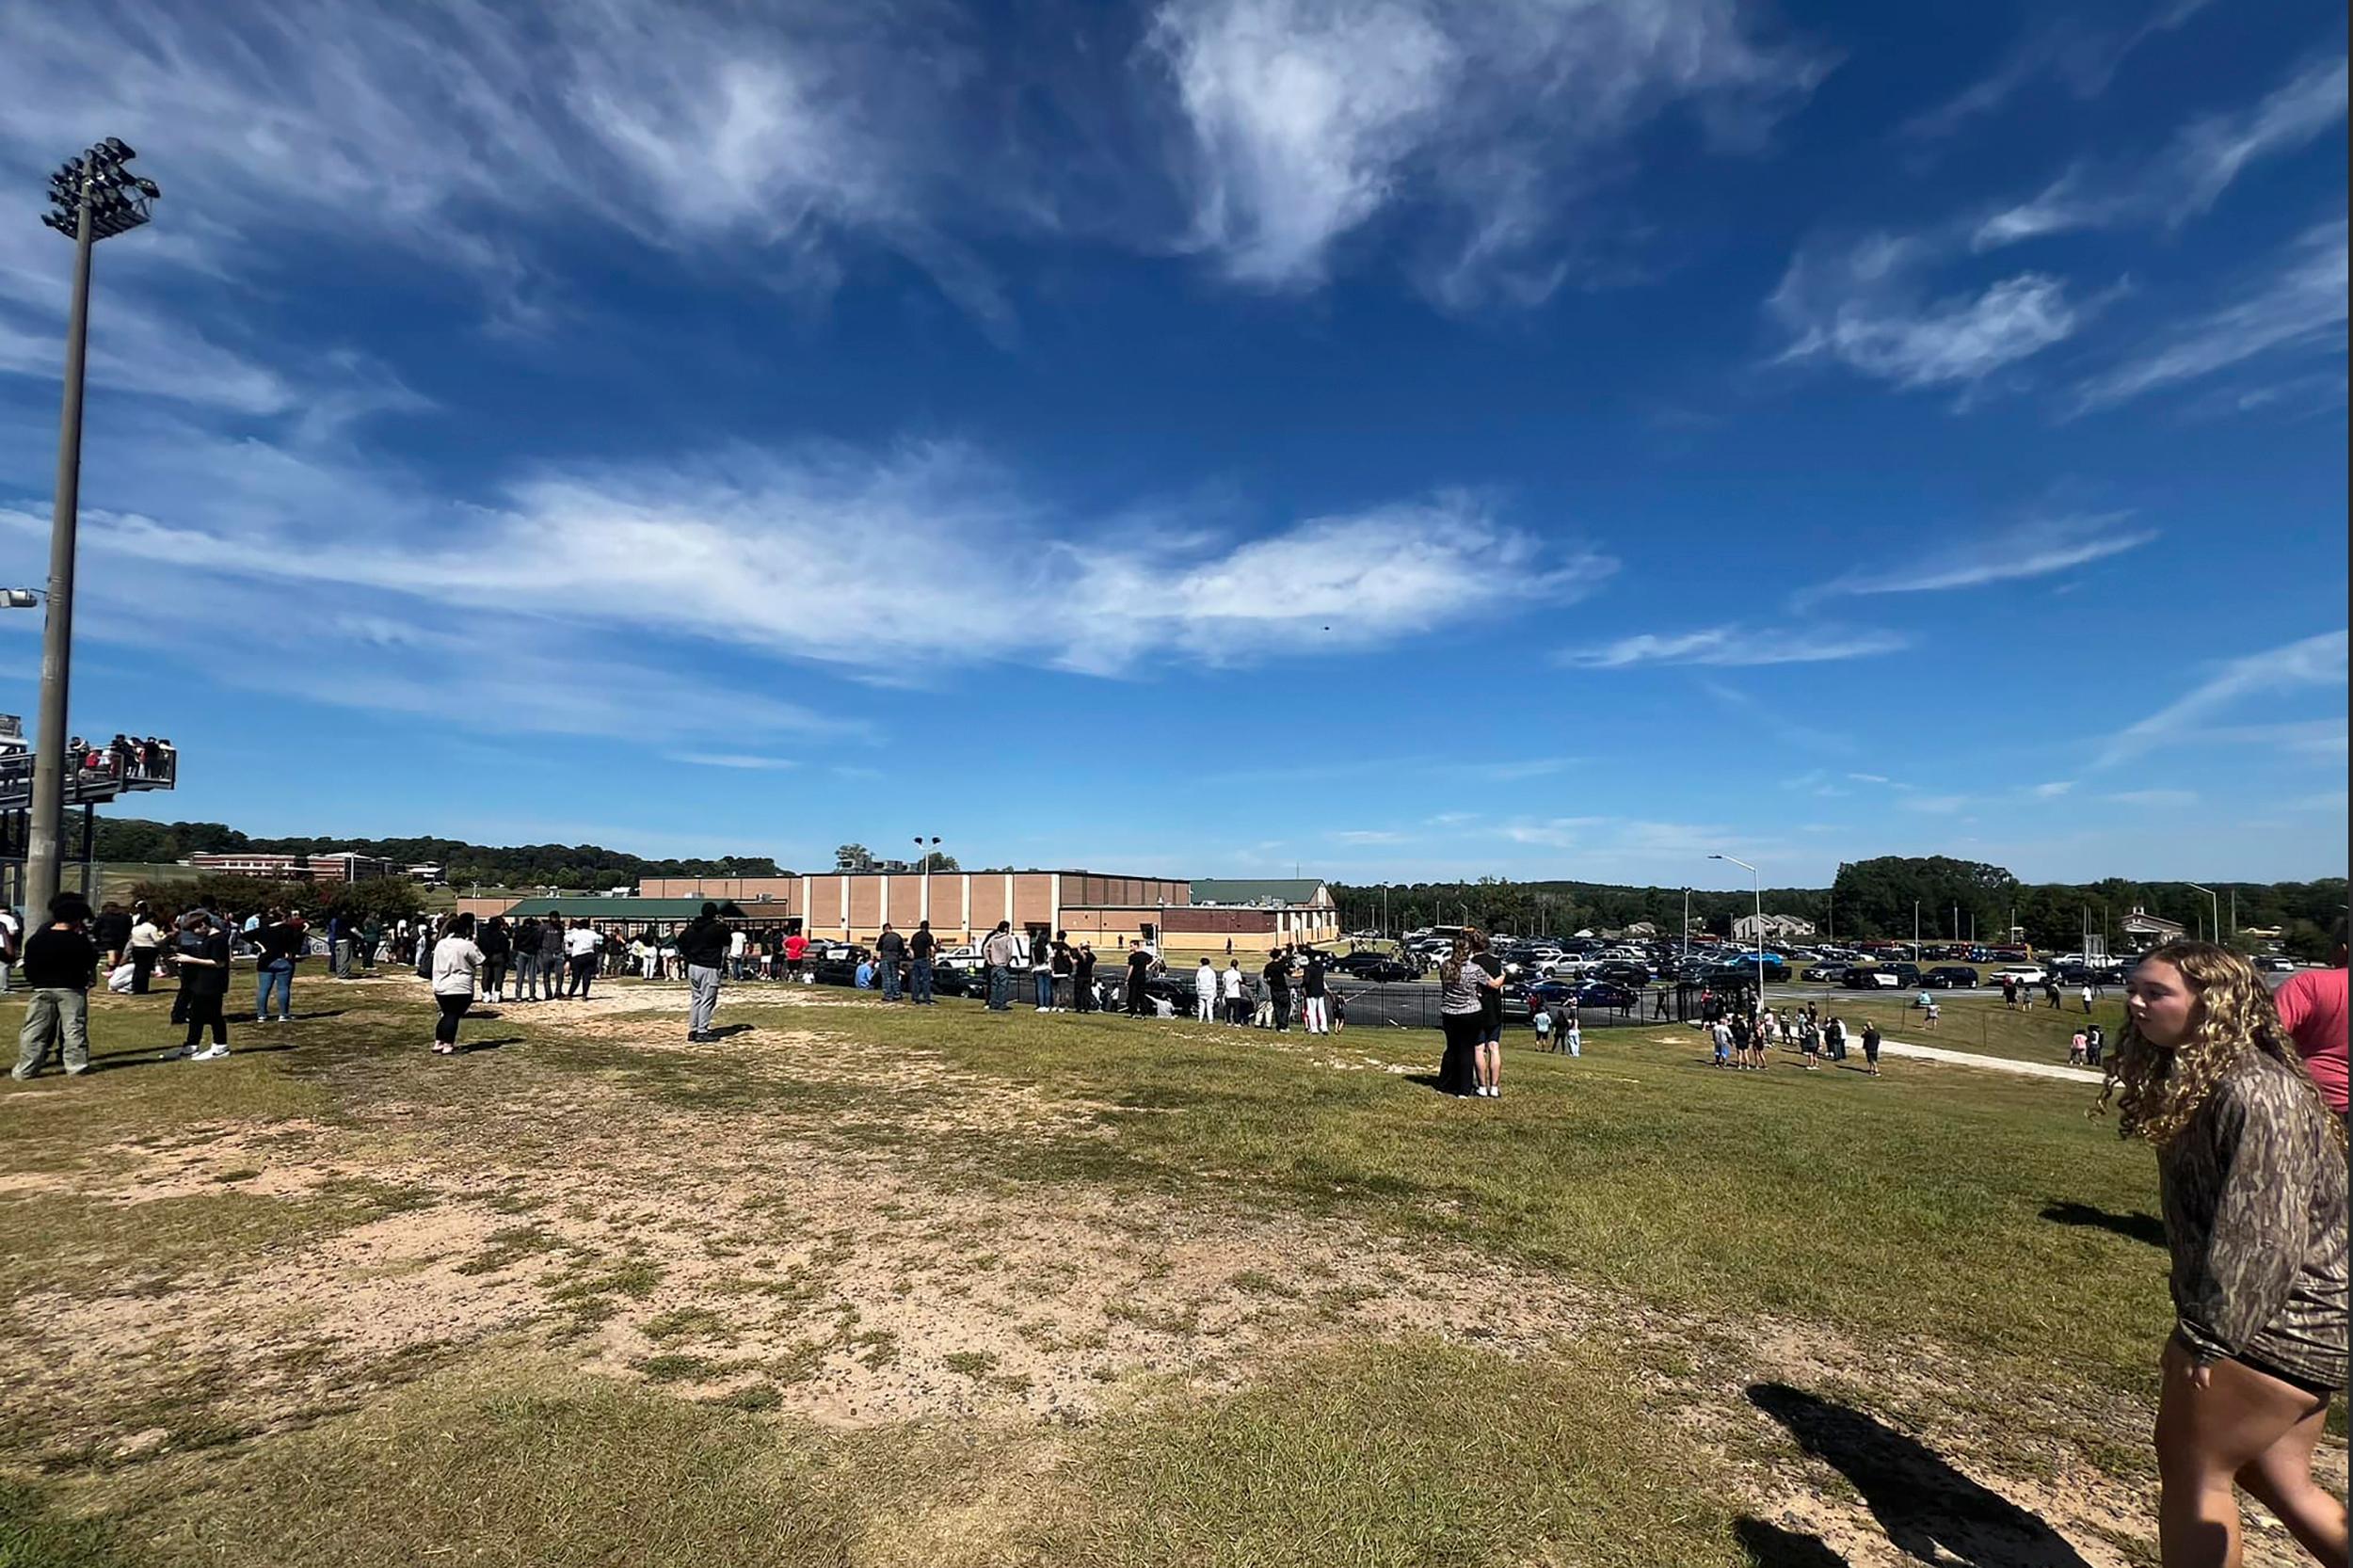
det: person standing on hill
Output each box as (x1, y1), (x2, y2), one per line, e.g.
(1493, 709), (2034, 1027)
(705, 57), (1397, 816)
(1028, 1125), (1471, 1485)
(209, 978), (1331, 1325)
(127, 906), (163, 995)
(563, 920), (600, 998)
(91, 902), (132, 974)
(1194, 957), (1218, 1021)
(1437, 936), (1483, 1096)
(1861, 1020), (1881, 1076)
(1030, 928), (1055, 1013)
(12, 894), (98, 1079)
(909, 920), (937, 1005)
(982, 921), (1018, 1012)
(429, 913), (485, 1056)
(168, 909), (233, 1063)
(1262, 946), (1293, 1032)
(1302, 951), (1331, 1034)
(2272, 923), (2348, 1128)
(1222, 958), (1245, 1024)
(538, 917), (566, 998)
(676, 904), (729, 1042)
(512, 918), (541, 1000)
(2097, 941), (2347, 1566)
(1471, 932), (1506, 1097)
(1073, 941), (1097, 1014)
(874, 922), (906, 1003)
(476, 917), (512, 1002)
(1124, 939), (1154, 1017)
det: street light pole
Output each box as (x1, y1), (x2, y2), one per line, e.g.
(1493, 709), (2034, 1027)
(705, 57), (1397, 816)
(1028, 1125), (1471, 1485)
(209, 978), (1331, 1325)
(26, 139), (157, 920)
(2185, 883), (2221, 950)
(1709, 854), (1762, 1006)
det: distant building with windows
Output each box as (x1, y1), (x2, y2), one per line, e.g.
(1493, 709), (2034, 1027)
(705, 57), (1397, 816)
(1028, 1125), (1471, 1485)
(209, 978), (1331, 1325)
(2120, 906), (2186, 951)
(461, 869), (1339, 952)
(186, 850), (392, 885)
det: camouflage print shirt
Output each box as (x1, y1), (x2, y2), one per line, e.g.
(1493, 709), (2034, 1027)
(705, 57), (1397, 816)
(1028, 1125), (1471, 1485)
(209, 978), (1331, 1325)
(2159, 1048), (2349, 1389)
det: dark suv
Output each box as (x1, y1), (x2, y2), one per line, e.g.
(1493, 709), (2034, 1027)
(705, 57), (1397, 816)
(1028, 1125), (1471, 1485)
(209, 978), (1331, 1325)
(1920, 966), (1980, 989)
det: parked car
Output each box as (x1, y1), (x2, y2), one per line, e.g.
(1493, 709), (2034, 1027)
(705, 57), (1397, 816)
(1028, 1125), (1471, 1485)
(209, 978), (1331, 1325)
(1988, 964), (2048, 988)
(1801, 963), (1849, 983)
(1593, 960), (1654, 987)
(1919, 965), (1979, 989)
(1844, 966), (1901, 989)
(1336, 955), (1417, 984)
(1700, 954), (1792, 984)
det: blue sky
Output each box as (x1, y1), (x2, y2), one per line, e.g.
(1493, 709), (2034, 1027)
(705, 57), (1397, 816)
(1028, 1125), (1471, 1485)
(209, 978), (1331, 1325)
(0, 0), (2344, 888)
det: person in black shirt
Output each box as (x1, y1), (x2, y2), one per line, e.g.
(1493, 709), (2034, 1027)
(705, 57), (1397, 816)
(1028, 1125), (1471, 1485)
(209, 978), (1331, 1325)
(1124, 940), (1154, 1016)
(477, 917), (513, 1001)
(1264, 947), (1295, 1032)
(1051, 931), (1075, 1011)
(13, 894), (98, 1079)
(674, 904), (730, 1042)
(1073, 942), (1097, 1013)
(92, 903), (133, 970)
(874, 922), (907, 1003)
(909, 920), (936, 1005)
(169, 913), (234, 1060)
(253, 908), (303, 1023)
(1302, 952), (1330, 1033)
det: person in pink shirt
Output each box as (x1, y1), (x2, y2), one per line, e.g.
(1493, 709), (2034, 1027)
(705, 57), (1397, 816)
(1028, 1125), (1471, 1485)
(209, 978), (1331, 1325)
(2272, 923), (2348, 1121)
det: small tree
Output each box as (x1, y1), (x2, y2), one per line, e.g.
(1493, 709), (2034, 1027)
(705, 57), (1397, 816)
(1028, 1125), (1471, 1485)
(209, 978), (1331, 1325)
(834, 843), (874, 872)
(324, 878), (424, 927)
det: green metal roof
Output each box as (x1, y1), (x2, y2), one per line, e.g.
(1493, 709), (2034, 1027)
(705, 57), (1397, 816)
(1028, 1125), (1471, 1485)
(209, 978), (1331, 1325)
(1189, 878), (1329, 907)
(503, 896), (755, 920)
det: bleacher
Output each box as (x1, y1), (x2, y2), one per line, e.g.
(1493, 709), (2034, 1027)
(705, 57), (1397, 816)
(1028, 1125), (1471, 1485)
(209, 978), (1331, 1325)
(0, 740), (178, 812)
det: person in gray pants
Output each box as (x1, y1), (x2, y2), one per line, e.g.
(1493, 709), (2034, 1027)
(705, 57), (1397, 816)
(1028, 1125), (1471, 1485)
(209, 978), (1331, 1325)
(673, 904), (730, 1043)
(13, 893), (97, 1080)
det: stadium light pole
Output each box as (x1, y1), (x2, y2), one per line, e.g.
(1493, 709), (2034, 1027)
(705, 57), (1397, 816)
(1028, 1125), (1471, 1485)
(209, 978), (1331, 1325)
(1709, 854), (1762, 1004)
(25, 137), (159, 921)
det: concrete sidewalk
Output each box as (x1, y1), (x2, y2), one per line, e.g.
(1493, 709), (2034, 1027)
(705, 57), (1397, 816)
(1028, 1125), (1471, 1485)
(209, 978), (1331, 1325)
(1870, 1035), (2104, 1082)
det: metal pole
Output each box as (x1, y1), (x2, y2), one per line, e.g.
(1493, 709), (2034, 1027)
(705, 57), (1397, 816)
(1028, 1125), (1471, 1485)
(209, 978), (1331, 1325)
(25, 187), (94, 921)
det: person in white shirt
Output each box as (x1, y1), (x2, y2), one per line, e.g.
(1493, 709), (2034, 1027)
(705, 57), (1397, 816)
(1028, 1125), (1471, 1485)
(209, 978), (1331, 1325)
(124, 911), (164, 994)
(1221, 959), (1245, 1024)
(728, 926), (749, 981)
(430, 913), (485, 1055)
(562, 920), (600, 999)
(1194, 958), (1218, 1021)
(0, 905), (19, 995)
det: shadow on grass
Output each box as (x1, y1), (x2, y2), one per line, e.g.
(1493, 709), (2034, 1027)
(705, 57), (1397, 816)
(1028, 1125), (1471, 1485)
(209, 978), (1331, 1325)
(1734, 1517), (1849, 1566)
(708, 1024), (757, 1040)
(1748, 1384), (2089, 1567)
(457, 1036), (525, 1053)
(2039, 1200), (2166, 1247)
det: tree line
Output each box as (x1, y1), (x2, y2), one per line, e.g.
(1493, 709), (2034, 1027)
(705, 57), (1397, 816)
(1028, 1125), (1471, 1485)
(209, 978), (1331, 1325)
(91, 818), (782, 891)
(1334, 856), (2347, 959)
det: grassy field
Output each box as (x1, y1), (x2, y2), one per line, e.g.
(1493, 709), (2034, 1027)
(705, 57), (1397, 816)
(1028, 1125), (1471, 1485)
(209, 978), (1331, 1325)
(0, 970), (2333, 1566)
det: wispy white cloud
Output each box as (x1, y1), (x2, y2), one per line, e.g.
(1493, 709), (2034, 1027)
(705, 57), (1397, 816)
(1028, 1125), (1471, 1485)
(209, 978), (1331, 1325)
(0, 0), (1008, 321)
(1972, 57), (2346, 249)
(1, 435), (1604, 686)
(1330, 829), (1406, 844)
(1901, 2), (2215, 141)
(2031, 779), (2076, 798)
(1768, 233), (2090, 392)
(2073, 217), (2347, 413)
(1146, 0), (1826, 303)
(2102, 788), (2200, 808)
(1797, 512), (2157, 602)
(1562, 624), (1907, 668)
(2095, 630), (2349, 766)
(1462, 758), (1581, 782)
(667, 754), (800, 771)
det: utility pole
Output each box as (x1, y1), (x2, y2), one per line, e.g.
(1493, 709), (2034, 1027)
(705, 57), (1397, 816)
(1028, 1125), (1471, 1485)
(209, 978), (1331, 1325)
(24, 140), (158, 920)
(1912, 901), (1920, 963)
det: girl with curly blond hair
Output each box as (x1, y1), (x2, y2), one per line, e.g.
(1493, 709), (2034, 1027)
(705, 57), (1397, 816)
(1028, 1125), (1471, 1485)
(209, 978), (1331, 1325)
(2098, 940), (2347, 1566)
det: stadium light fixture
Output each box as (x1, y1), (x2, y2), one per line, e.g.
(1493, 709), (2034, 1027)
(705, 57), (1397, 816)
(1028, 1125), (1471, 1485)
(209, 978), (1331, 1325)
(24, 136), (160, 920)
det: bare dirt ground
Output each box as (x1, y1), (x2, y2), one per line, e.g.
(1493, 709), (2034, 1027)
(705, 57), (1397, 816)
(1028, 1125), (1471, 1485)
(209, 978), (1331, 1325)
(2, 986), (2334, 1566)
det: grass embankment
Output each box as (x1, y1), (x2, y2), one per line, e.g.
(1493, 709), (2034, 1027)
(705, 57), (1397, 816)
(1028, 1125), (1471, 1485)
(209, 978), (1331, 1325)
(0, 972), (2247, 1566)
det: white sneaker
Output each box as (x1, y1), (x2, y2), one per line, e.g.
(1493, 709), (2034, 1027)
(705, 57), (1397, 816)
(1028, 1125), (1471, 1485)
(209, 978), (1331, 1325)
(1035, 1005), (1048, 1013)
(193, 1045), (229, 1062)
